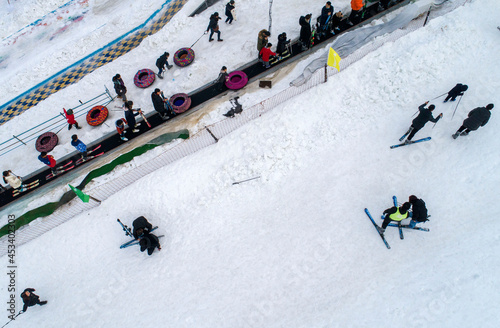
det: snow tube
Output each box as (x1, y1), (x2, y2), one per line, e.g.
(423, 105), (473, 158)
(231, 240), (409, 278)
(35, 132), (59, 153)
(134, 69), (156, 88)
(226, 71), (248, 90)
(169, 93), (191, 114)
(173, 48), (195, 67)
(86, 105), (109, 126)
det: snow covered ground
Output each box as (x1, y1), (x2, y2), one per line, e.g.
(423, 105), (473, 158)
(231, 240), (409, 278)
(1, 0), (500, 327)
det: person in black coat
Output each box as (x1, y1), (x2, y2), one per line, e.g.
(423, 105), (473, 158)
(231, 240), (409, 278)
(206, 12), (222, 42)
(151, 88), (174, 119)
(123, 101), (140, 132)
(452, 104), (493, 139)
(408, 195), (429, 228)
(299, 14), (312, 50)
(216, 66), (229, 92)
(156, 52), (172, 78)
(20, 288), (47, 313)
(140, 231), (161, 256)
(225, 1), (235, 24)
(404, 101), (442, 143)
(132, 216), (154, 239)
(444, 83), (468, 102)
(276, 33), (290, 56)
(319, 2), (333, 32)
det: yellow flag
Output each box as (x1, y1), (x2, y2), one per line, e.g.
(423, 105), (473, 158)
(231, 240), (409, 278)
(327, 48), (341, 71)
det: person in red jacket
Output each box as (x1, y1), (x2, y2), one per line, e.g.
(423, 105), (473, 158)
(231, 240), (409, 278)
(38, 152), (57, 174)
(259, 43), (277, 69)
(63, 108), (81, 130)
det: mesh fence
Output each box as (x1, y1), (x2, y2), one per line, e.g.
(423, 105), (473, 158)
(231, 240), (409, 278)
(0, 0), (470, 255)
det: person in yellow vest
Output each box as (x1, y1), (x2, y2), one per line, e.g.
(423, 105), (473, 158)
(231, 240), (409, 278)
(379, 202), (411, 234)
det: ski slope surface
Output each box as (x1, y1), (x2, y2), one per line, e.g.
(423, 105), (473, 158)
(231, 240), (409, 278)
(1, 0), (500, 327)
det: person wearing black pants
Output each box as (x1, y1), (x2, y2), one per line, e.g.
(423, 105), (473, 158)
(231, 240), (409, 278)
(452, 104), (493, 139)
(379, 202), (411, 235)
(225, 1), (235, 24)
(404, 101), (442, 143)
(140, 232), (161, 255)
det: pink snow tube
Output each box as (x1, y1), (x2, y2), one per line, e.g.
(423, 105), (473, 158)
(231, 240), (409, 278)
(169, 93), (191, 114)
(173, 48), (195, 67)
(134, 69), (156, 88)
(35, 132), (59, 152)
(225, 71), (248, 90)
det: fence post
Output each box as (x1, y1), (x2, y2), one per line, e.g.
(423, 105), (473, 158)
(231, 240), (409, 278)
(324, 64), (328, 83)
(12, 135), (27, 146)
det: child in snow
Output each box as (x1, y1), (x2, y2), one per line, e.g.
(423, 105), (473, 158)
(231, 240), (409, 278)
(156, 52), (172, 78)
(259, 43), (277, 69)
(20, 288), (47, 313)
(115, 119), (128, 141)
(71, 135), (87, 160)
(3, 170), (24, 191)
(132, 216), (154, 239)
(379, 202), (411, 235)
(140, 232), (161, 256)
(112, 74), (127, 102)
(63, 108), (81, 130)
(38, 152), (57, 174)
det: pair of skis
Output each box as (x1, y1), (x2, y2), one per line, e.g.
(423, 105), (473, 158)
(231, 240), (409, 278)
(365, 196), (429, 249)
(75, 145), (104, 165)
(12, 179), (40, 197)
(117, 219), (161, 249)
(46, 161), (75, 180)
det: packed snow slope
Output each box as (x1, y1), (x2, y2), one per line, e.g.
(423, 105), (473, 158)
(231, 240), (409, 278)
(1, 0), (500, 327)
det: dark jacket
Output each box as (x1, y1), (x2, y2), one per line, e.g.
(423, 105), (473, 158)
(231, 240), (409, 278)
(448, 84), (468, 98)
(276, 33), (290, 55)
(225, 2), (234, 16)
(320, 5), (333, 26)
(409, 198), (429, 222)
(112, 77), (127, 96)
(207, 14), (220, 31)
(299, 16), (312, 43)
(412, 104), (440, 130)
(133, 216), (153, 239)
(141, 232), (160, 249)
(156, 53), (168, 69)
(151, 92), (167, 114)
(217, 71), (229, 84)
(21, 288), (39, 312)
(463, 107), (491, 131)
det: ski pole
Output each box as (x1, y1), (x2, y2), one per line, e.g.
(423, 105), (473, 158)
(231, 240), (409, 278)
(451, 95), (463, 120)
(432, 113), (443, 129)
(232, 176), (261, 185)
(1, 312), (22, 328)
(430, 92), (447, 100)
(190, 32), (205, 48)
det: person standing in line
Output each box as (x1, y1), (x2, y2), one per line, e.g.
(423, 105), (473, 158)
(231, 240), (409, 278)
(257, 29), (270, 53)
(151, 88), (174, 119)
(38, 152), (57, 174)
(225, 1), (235, 24)
(408, 195), (429, 228)
(403, 101), (442, 144)
(349, 0), (364, 25)
(3, 170), (23, 191)
(216, 66), (229, 91)
(112, 74), (127, 102)
(319, 2), (333, 36)
(115, 119), (128, 141)
(299, 14), (312, 50)
(71, 135), (87, 160)
(444, 83), (468, 102)
(20, 288), (47, 313)
(63, 108), (81, 130)
(452, 104), (493, 139)
(259, 43), (277, 69)
(156, 52), (172, 78)
(123, 100), (141, 133)
(206, 12), (223, 42)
